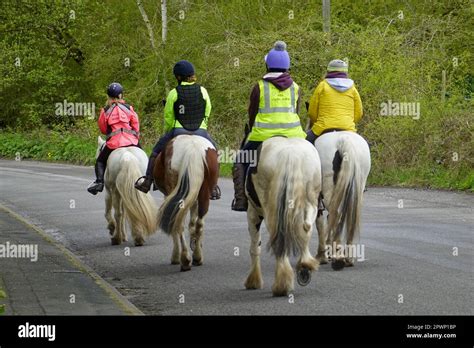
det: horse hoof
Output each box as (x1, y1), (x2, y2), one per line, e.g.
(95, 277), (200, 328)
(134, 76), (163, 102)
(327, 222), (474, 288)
(316, 255), (329, 265)
(271, 289), (290, 297)
(190, 238), (196, 252)
(331, 259), (345, 271)
(297, 267), (311, 286)
(134, 239), (144, 247)
(344, 259), (354, 267)
(245, 272), (263, 290)
(180, 264), (191, 272)
(245, 282), (261, 290)
(192, 259), (203, 266)
(111, 238), (121, 246)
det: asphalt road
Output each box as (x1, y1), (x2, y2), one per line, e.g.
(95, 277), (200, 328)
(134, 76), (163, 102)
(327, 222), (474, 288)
(0, 159), (472, 315)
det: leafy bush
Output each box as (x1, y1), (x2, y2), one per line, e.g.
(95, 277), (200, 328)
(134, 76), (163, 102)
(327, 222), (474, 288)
(0, 127), (96, 165)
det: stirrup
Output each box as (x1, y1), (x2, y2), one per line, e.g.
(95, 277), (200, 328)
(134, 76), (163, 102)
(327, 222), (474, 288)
(210, 185), (221, 200)
(134, 176), (151, 193)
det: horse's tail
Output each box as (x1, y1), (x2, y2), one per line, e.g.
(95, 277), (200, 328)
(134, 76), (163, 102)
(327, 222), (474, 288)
(268, 150), (308, 258)
(328, 135), (363, 244)
(116, 153), (158, 237)
(158, 140), (206, 235)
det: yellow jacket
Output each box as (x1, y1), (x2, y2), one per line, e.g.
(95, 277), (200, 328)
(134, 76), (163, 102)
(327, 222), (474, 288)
(308, 78), (363, 136)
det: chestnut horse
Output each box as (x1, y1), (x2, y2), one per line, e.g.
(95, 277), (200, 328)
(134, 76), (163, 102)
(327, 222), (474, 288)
(154, 135), (219, 271)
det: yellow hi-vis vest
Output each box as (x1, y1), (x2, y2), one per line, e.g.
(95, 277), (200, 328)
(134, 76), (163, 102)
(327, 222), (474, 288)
(248, 80), (306, 141)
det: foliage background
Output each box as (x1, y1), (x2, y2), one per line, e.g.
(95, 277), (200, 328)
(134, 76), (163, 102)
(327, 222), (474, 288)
(0, 0), (472, 189)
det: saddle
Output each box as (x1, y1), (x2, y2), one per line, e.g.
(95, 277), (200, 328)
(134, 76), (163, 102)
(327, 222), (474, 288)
(320, 128), (345, 136)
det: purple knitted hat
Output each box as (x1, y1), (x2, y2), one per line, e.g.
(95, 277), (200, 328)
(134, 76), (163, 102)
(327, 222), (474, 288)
(265, 41), (290, 70)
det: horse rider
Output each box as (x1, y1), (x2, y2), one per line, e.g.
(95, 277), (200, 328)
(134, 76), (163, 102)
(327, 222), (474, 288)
(306, 59), (363, 143)
(87, 82), (140, 195)
(134, 60), (221, 199)
(231, 40), (306, 211)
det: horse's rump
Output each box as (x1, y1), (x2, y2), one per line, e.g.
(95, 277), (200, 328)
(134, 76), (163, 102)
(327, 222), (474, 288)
(114, 150), (158, 236)
(253, 137), (321, 257)
(244, 136), (321, 296)
(103, 144), (158, 245)
(156, 135), (218, 235)
(315, 131), (370, 250)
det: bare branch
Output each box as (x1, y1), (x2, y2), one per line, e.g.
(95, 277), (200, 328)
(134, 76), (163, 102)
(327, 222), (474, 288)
(136, 0), (156, 51)
(161, 0), (167, 44)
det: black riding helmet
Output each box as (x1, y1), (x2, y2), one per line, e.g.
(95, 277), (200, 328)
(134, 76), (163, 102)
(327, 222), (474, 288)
(173, 60), (195, 78)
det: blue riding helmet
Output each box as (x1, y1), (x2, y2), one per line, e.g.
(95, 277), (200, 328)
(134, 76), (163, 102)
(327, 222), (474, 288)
(107, 82), (123, 98)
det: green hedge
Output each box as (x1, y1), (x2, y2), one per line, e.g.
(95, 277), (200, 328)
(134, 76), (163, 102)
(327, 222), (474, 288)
(0, 125), (471, 190)
(0, 128), (97, 166)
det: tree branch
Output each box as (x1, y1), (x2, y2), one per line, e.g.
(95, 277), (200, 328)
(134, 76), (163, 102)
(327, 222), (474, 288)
(136, 0), (157, 51)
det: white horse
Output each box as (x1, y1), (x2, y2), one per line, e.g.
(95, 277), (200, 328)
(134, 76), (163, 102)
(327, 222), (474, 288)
(97, 136), (158, 246)
(155, 135), (219, 272)
(244, 137), (321, 296)
(313, 131), (371, 270)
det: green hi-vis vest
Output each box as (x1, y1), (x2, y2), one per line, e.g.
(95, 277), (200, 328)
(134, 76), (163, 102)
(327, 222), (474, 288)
(248, 80), (306, 141)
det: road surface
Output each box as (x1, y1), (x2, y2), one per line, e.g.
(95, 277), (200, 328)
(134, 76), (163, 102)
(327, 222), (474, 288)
(0, 159), (472, 315)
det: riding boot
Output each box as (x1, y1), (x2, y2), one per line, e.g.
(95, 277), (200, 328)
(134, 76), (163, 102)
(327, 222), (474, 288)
(87, 161), (105, 195)
(231, 162), (248, 211)
(134, 153), (157, 193)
